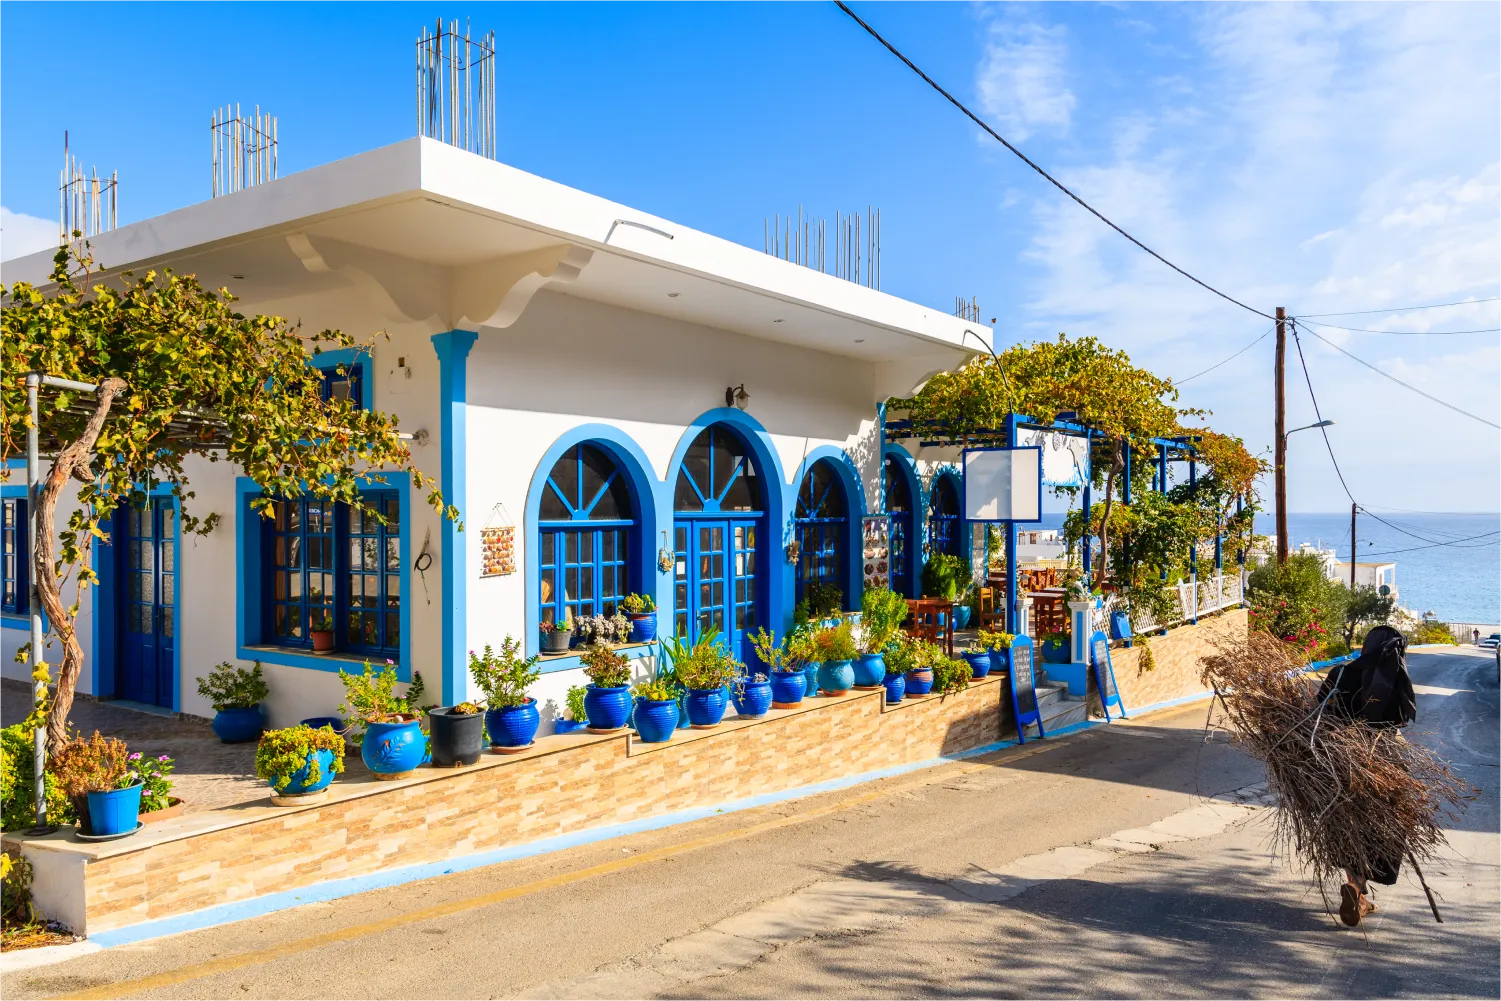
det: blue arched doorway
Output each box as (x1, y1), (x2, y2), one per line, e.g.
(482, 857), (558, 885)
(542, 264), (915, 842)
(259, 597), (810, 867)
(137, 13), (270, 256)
(536, 443), (640, 639)
(884, 455), (916, 597)
(672, 424), (765, 659)
(793, 459), (850, 610)
(928, 474), (963, 559)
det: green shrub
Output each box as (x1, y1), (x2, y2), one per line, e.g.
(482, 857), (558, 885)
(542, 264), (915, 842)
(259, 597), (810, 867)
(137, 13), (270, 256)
(195, 661), (269, 711)
(1247, 554), (1347, 644)
(976, 629), (1013, 651)
(1, 725), (71, 831)
(468, 639), (539, 709)
(1407, 620), (1458, 646)
(860, 587), (908, 654)
(255, 725), (346, 792)
(805, 581), (844, 619)
(812, 621), (858, 663)
(564, 685), (588, 723)
(632, 678), (676, 702)
(662, 628), (741, 690)
(932, 657), (972, 695)
(621, 593), (656, 615)
(338, 660), (420, 728)
(922, 554), (966, 600)
(581, 645), (633, 688)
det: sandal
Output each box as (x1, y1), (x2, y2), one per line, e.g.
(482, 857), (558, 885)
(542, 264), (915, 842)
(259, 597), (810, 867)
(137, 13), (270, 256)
(1339, 882), (1363, 926)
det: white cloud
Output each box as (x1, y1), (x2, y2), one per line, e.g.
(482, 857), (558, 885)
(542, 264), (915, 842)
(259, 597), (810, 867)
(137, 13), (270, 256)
(1, 207), (59, 262)
(980, 2), (1500, 511)
(975, 14), (1076, 142)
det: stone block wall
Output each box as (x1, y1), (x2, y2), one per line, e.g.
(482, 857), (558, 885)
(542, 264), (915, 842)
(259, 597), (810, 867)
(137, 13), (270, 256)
(1102, 608), (1248, 710)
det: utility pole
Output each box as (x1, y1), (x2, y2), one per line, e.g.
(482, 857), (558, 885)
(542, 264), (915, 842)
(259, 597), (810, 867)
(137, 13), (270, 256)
(1350, 502), (1357, 591)
(1274, 306), (1288, 563)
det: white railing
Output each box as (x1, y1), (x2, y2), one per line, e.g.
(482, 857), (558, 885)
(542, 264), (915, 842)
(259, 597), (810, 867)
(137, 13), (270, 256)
(1127, 569), (1245, 636)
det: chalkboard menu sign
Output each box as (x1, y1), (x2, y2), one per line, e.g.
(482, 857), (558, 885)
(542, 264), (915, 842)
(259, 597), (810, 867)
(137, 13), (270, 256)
(1090, 630), (1126, 720)
(1009, 636), (1042, 740)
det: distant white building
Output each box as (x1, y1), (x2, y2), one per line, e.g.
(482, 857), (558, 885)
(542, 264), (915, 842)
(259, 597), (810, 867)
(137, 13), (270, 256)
(1295, 543), (1398, 602)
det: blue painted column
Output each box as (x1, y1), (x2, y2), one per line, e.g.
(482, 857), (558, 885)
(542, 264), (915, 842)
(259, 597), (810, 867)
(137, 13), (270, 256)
(431, 329), (479, 706)
(1004, 413), (1019, 634)
(1080, 430), (1092, 583)
(1188, 454), (1198, 623)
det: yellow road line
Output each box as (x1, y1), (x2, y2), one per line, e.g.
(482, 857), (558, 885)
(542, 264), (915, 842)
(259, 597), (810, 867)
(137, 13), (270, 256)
(57, 739), (1062, 1000)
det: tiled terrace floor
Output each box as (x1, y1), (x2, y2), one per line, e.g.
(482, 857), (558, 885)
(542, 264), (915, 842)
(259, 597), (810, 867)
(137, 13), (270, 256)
(1, 680), (376, 814)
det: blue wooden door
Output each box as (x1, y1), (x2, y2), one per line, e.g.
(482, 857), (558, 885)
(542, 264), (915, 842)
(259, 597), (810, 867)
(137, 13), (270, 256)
(119, 499), (175, 707)
(673, 518), (760, 661)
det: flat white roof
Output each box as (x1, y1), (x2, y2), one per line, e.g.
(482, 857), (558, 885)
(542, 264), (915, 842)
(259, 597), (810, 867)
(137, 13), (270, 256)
(3, 138), (987, 365)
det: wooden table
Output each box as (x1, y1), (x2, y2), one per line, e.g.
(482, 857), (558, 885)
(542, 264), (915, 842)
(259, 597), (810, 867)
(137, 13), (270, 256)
(904, 598), (955, 656)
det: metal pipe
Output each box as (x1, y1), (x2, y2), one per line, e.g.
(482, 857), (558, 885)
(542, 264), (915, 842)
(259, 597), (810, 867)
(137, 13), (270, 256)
(27, 374), (45, 830)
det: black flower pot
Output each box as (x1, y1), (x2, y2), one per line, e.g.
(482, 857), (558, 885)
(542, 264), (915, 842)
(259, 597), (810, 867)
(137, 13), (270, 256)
(427, 707), (484, 767)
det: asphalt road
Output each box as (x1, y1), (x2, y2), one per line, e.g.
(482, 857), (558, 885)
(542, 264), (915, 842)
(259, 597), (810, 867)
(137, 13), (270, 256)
(4, 648), (1495, 1000)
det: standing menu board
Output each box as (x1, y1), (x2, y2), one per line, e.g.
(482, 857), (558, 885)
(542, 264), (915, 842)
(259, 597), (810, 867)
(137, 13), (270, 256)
(1091, 630), (1126, 720)
(862, 515), (891, 591)
(1008, 636), (1044, 742)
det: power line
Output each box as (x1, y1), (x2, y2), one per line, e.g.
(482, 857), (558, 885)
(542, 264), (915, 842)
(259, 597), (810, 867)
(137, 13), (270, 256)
(1361, 531), (1500, 559)
(1290, 319), (1501, 339)
(832, 0), (1274, 322)
(1300, 325), (1500, 429)
(1289, 325), (1357, 504)
(1299, 297), (1501, 318)
(1176, 328), (1273, 385)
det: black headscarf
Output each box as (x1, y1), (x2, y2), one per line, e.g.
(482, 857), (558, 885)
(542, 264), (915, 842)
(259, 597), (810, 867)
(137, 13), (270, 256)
(1316, 625), (1416, 727)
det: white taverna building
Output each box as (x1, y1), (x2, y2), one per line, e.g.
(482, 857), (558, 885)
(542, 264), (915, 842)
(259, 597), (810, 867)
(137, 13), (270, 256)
(1, 138), (992, 730)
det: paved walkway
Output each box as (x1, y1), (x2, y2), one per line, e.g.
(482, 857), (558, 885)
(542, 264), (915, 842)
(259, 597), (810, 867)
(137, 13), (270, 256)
(0, 681), (374, 815)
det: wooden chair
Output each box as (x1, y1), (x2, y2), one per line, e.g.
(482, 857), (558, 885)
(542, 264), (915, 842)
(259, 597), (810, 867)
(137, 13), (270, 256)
(903, 599), (940, 644)
(976, 587), (1006, 631)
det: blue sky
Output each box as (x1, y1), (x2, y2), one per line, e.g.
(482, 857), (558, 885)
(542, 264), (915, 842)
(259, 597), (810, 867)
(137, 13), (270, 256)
(3, 2), (1497, 512)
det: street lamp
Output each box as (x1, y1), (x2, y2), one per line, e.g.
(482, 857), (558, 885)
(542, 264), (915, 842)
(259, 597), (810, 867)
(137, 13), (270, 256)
(1283, 419), (1334, 442)
(1275, 419), (1334, 563)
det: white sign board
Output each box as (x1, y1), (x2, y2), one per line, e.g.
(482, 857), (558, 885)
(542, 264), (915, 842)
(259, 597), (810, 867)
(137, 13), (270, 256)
(1016, 428), (1090, 488)
(963, 447), (1041, 522)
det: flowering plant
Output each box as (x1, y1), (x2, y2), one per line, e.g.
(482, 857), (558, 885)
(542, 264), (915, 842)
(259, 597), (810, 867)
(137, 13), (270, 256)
(127, 752), (176, 813)
(575, 612), (632, 646)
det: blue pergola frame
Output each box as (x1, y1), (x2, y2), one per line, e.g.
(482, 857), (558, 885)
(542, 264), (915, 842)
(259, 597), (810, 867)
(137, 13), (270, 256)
(883, 411), (1223, 635)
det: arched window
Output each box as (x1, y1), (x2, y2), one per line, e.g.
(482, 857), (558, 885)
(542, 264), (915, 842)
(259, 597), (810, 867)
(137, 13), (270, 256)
(794, 459), (849, 609)
(673, 425), (763, 650)
(538, 443), (635, 630)
(883, 456), (914, 597)
(928, 474), (962, 558)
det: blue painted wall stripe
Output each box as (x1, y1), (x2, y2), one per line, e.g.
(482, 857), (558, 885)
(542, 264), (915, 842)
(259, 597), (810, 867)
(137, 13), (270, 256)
(431, 330), (478, 705)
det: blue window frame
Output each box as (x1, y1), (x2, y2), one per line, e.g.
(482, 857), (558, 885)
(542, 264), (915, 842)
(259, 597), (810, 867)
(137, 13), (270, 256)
(928, 475), (962, 558)
(884, 457), (914, 597)
(263, 491), (398, 657)
(793, 459), (848, 607)
(673, 425), (763, 653)
(2, 497), (28, 615)
(538, 444), (635, 633)
(321, 362), (365, 409)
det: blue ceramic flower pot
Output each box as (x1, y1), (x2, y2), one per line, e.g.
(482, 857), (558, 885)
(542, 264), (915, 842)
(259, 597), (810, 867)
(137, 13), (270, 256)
(486, 700), (540, 749)
(554, 718), (586, 735)
(883, 672), (906, 704)
(802, 663), (820, 701)
(628, 613), (658, 644)
(361, 718), (426, 777)
(1110, 610), (1133, 641)
(274, 749), (337, 796)
(212, 706), (264, 744)
(733, 679), (773, 718)
(584, 685), (632, 731)
(633, 698), (679, 742)
(904, 667), (934, 696)
(300, 716), (344, 733)
(817, 659), (855, 695)
(953, 605), (973, 629)
(770, 670), (807, 707)
(852, 654), (886, 688)
(1042, 640), (1070, 664)
(685, 688), (728, 727)
(86, 783), (142, 837)
(963, 651), (992, 679)
(990, 648), (1011, 672)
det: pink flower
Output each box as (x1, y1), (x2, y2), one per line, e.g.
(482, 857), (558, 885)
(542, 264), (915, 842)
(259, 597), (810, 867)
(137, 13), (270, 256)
(128, 752), (142, 761)
(158, 755), (171, 762)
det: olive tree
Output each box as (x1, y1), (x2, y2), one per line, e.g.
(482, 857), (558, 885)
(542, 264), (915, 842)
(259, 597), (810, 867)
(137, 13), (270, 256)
(2, 245), (455, 752)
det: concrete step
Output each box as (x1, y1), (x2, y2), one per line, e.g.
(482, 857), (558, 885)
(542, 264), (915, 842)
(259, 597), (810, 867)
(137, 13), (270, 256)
(1034, 683), (1068, 709)
(1020, 692), (1091, 738)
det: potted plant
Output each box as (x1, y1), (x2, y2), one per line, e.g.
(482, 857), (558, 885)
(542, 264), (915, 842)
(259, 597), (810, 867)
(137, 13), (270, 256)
(754, 627), (806, 708)
(622, 593), (658, 643)
(134, 753), (184, 823)
(255, 724), (346, 805)
(1041, 630), (1071, 664)
(922, 553), (965, 601)
(805, 581), (845, 623)
(903, 639), (939, 696)
(812, 621), (858, 696)
(961, 642), (993, 679)
(977, 628), (1014, 672)
(50, 731), (138, 838)
(855, 587), (907, 688)
(540, 613), (572, 654)
(666, 628), (741, 728)
(882, 635), (918, 704)
(954, 582), (976, 630)
(429, 700), (485, 767)
(787, 627), (821, 706)
(575, 612), (631, 647)
(933, 656), (973, 696)
(556, 685), (588, 735)
(631, 676), (679, 743)
(580, 644), (633, 731)
(732, 671), (773, 719)
(338, 660), (426, 779)
(471, 639), (541, 753)
(882, 660), (907, 704)
(309, 611), (336, 654)
(196, 660), (269, 744)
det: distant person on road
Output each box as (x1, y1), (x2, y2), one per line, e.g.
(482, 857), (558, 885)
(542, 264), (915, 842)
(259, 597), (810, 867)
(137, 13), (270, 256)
(1316, 624), (1417, 926)
(1473, 628), (1480, 645)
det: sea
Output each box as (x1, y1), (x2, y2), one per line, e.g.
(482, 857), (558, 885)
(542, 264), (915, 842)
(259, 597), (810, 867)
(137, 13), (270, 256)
(1025, 509), (1501, 625)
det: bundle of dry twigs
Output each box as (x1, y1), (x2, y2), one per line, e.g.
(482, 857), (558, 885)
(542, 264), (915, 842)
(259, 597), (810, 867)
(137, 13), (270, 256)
(1201, 633), (1472, 919)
